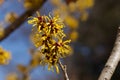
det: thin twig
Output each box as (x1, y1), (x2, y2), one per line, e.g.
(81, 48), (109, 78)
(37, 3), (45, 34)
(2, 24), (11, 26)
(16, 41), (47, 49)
(0, 0), (46, 41)
(98, 26), (120, 80)
(58, 60), (69, 80)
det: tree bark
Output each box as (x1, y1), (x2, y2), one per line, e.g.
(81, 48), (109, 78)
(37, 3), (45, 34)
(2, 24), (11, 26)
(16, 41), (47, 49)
(98, 27), (120, 80)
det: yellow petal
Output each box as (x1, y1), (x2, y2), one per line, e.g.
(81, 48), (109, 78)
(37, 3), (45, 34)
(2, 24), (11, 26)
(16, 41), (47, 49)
(55, 64), (59, 73)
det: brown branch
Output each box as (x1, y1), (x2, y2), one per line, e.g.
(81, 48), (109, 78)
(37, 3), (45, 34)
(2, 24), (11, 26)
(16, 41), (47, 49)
(0, 0), (46, 41)
(98, 26), (120, 80)
(58, 60), (69, 80)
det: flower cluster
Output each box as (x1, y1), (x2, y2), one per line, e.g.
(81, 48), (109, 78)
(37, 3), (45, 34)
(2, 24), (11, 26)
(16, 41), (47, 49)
(0, 47), (11, 65)
(28, 12), (71, 73)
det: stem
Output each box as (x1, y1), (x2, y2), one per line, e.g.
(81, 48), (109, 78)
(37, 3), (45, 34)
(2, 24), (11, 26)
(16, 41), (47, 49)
(58, 60), (69, 80)
(98, 27), (120, 80)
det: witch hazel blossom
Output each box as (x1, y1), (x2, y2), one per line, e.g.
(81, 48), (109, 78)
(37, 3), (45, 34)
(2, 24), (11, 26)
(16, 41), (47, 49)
(28, 12), (71, 73)
(0, 47), (11, 65)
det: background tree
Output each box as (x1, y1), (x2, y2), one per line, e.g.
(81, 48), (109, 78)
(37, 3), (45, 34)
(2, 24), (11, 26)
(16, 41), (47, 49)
(0, 0), (120, 80)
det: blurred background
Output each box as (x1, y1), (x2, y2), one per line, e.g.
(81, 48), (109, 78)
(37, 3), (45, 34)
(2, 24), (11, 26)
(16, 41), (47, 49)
(0, 0), (120, 80)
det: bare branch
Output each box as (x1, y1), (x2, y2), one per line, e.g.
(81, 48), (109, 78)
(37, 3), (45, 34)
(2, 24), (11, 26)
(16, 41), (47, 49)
(0, 0), (46, 41)
(98, 27), (120, 80)
(58, 60), (70, 80)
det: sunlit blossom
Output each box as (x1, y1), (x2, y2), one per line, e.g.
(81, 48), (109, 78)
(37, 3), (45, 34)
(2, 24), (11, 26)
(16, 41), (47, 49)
(28, 12), (71, 73)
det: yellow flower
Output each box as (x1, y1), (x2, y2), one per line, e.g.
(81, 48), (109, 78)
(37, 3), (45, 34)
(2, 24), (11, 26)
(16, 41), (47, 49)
(17, 64), (28, 74)
(28, 12), (71, 73)
(6, 73), (18, 80)
(76, 0), (94, 11)
(81, 11), (89, 21)
(70, 31), (78, 41)
(28, 17), (38, 25)
(5, 12), (18, 23)
(30, 50), (46, 68)
(57, 39), (72, 57)
(24, 0), (43, 10)
(68, 2), (77, 12)
(50, 0), (62, 6)
(28, 13), (49, 33)
(64, 15), (78, 29)
(0, 47), (11, 65)
(0, 24), (4, 38)
(86, 0), (94, 8)
(45, 14), (65, 37)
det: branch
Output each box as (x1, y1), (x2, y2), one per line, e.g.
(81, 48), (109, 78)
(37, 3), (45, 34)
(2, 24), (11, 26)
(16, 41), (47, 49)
(98, 26), (120, 80)
(0, 0), (46, 41)
(58, 60), (69, 80)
